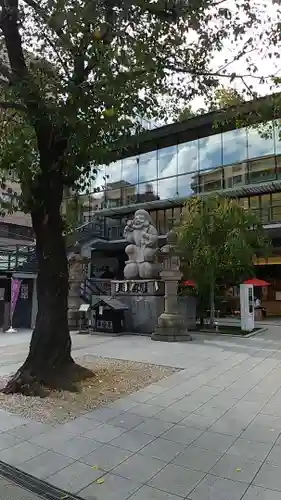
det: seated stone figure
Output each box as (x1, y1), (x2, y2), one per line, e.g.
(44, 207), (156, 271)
(124, 209), (159, 279)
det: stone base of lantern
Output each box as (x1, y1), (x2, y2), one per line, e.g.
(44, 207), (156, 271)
(151, 312), (193, 342)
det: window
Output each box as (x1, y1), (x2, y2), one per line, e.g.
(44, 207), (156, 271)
(137, 181), (158, 203)
(222, 128), (247, 165)
(177, 173), (197, 198)
(260, 194), (271, 224)
(248, 157), (276, 184)
(158, 146), (177, 178)
(271, 192), (281, 222)
(106, 160), (122, 184)
(158, 176), (178, 200)
(224, 163), (247, 189)
(199, 168), (222, 193)
(274, 120), (281, 154)
(178, 140), (198, 175)
(122, 156), (138, 185)
(247, 123), (274, 159)
(138, 151), (157, 182)
(199, 133), (222, 172)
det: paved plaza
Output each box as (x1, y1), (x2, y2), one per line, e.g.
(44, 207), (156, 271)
(1, 328), (281, 498)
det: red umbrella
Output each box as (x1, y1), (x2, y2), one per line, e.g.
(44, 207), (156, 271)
(183, 280), (196, 287)
(244, 278), (271, 287)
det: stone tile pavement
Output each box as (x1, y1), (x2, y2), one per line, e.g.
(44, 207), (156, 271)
(2, 329), (281, 498)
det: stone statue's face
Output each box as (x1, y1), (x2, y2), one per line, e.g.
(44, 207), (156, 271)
(133, 213), (147, 229)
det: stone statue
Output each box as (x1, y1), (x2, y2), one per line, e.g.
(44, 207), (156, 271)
(124, 209), (159, 279)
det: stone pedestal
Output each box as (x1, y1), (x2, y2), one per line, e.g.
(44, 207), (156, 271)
(152, 230), (192, 342)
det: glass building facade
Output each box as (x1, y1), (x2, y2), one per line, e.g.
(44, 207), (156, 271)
(85, 120), (281, 213)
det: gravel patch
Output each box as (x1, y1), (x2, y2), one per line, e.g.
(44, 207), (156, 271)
(0, 355), (177, 424)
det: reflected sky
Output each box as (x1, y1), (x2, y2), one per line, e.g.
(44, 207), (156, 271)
(92, 121), (279, 201)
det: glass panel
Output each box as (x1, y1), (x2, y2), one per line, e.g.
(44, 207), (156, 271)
(106, 160), (122, 185)
(104, 186), (122, 208)
(158, 146), (178, 178)
(178, 140), (198, 175)
(177, 173), (197, 198)
(165, 208), (174, 231)
(222, 128), (247, 165)
(260, 194), (271, 224)
(247, 123), (274, 159)
(157, 210), (167, 234)
(199, 133), (222, 172)
(199, 168), (222, 193)
(248, 157), (276, 184)
(276, 156), (281, 178)
(271, 192), (281, 222)
(238, 197), (249, 210)
(173, 206), (182, 225)
(224, 163), (247, 189)
(158, 176), (178, 200)
(93, 164), (106, 193)
(137, 181), (158, 203)
(274, 120), (281, 154)
(123, 184), (138, 205)
(138, 151), (157, 182)
(149, 210), (157, 227)
(249, 196), (260, 220)
(121, 156), (138, 185)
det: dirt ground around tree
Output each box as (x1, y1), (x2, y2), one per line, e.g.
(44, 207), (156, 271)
(0, 355), (177, 424)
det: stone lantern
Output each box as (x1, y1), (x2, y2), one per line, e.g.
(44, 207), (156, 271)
(68, 247), (90, 327)
(151, 228), (192, 342)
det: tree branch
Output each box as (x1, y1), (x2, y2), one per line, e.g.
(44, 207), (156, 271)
(0, 100), (27, 111)
(22, 0), (75, 53)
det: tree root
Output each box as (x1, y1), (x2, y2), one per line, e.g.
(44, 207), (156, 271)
(2, 363), (95, 397)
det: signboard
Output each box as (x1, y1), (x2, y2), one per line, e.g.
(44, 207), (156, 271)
(240, 284), (255, 332)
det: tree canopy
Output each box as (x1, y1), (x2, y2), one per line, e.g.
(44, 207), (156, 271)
(176, 195), (270, 325)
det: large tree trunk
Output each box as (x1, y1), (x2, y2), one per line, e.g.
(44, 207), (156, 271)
(3, 166), (82, 396)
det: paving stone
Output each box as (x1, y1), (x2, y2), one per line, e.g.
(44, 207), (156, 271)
(188, 474), (249, 500)
(108, 413), (145, 430)
(210, 452), (262, 483)
(8, 422), (52, 440)
(129, 484), (183, 500)
(0, 441), (46, 465)
(133, 418), (174, 437)
(129, 404), (164, 418)
(261, 404), (281, 417)
(79, 472), (140, 500)
(208, 416), (249, 437)
(172, 445), (222, 473)
(49, 435), (102, 459)
(59, 416), (102, 434)
(266, 445), (281, 466)
(242, 485), (281, 500)
(227, 438), (272, 462)
(240, 424), (280, 444)
(253, 415), (281, 431)
(47, 461), (102, 494)
(0, 414), (28, 431)
(254, 463), (281, 491)
(80, 443), (133, 470)
(139, 437), (186, 462)
(168, 398), (202, 414)
(112, 453), (166, 483)
(193, 431), (237, 453)
(110, 429), (155, 452)
(127, 391), (156, 403)
(154, 409), (189, 424)
(180, 413), (217, 430)
(18, 450), (75, 479)
(148, 463), (205, 498)
(29, 428), (76, 447)
(160, 425), (203, 445)
(0, 431), (24, 450)
(83, 422), (126, 443)
(84, 407), (125, 422)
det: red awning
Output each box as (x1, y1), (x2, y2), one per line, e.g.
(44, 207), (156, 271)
(183, 280), (196, 287)
(244, 278), (271, 287)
